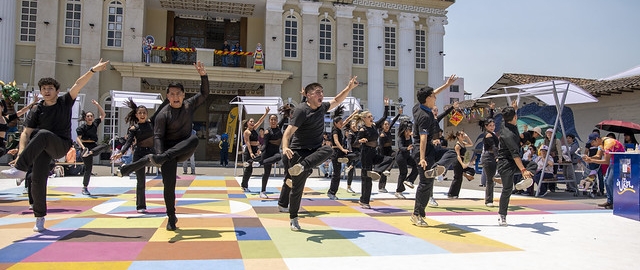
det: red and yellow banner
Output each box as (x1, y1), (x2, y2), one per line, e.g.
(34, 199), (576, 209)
(215, 51), (254, 56)
(152, 46), (195, 52)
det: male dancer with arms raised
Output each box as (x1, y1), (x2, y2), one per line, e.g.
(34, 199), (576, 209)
(2, 59), (109, 232)
(279, 77), (359, 231)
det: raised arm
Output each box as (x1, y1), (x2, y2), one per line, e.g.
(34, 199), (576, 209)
(433, 74), (458, 96)
(329, 76), (359, 111)
(92, 99), (106, 121)
(254, 107), (270, 128)
(189, 61), (210, 108)
(69, 59), (109, 100)
(15, 92), (40, 117)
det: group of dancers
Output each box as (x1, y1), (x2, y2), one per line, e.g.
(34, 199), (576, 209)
(1, 58), (543, 232)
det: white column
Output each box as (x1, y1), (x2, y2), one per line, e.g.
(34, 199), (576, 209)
(427, 16), (448, 110)
(0, 0), (16, 81)
(264, 0), (287, 97)
(366, 9), (387, 118)
(33, 1), (59, 82)
(121, 0), (145, 92)
(333, 4), (356, 96)
(397, 12), (419, 111)
(298, 0), (322, 89)
(81, 0), (107, 103)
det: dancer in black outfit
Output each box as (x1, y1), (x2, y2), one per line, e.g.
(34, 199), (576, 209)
(353, 110), (394, 209)
(2, 59), (109, 232)
(240, 108), (269, 192)
(0, 94), (40, 159)
(327, 106), (358, 199)
(278, 77), (359, 231)
(479, 102), (498, 207)
(76, 99), (110, 195)
(343, 120), (361, 193)
(445, 130), (474, 198)
(258, 112), (286, 199)
(377, 102), (402, 193)
(393, 119), (418, 199)
(115, 61), (209, 231)
(113, 98), (165, 213)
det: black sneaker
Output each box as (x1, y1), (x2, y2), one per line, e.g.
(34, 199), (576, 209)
(81, 187), (91, 196)
(166, 215), (178, 231)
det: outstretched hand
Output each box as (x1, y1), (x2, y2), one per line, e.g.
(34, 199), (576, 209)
(348, 76), (359, 89)
(194, 61), (207, 76)
(444, 74), (458, 86)
(92, 59), (109, 72)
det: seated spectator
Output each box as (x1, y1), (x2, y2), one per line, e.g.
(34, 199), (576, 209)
(319, 159), (333, 178)
(531, 145), (555, 196)
(623, 132), (638, 150)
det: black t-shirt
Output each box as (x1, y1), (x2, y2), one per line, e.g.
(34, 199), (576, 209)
(121, 121), (154, 153)
(24, 93), (75, 143)
(289, 102), (330, 149)
(0, 114), (18, 132)
(76, 118), (101, 142)
(412, 103), (437, 148)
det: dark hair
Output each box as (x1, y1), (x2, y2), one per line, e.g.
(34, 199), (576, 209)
(79, 110), (94, 122)
(304, 82), (323, 94)
(566, 134), (576, 140)
(502, 107), (516, 122)
(123, 98), (147, 125)
(624, 132), (639, 144)
(166, 82), (184, 93)
(606, 132), (616, 139)
(279, 103), (294, 118)
(416, 86), (434, 104)
(38, 77), (60, 90)
(446, 130), (464, 141)
(478, 118), (495, 132)
(397, 120), (412, 136)
(592, 128), (600, 134)
(333, 105), (345, 124)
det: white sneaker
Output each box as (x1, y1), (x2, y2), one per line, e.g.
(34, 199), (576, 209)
(29, 204), (33, 210)
(345, 165), (353, 174)
(498, 215), (507, 226)
(382, 170), (391, 176)
(378, 188), (388, 193)
(327, 193), (338, 200)
(410, 214), (428, 227)
(403, 181), (415, 189)
(16, 178), (25, 186)
(337, 157), (349, 163)
(367, 171), (381, 181)
(2, 167), (27, 179)
(288, 164), (304, 176)
(243, 162), (251, 168)
(346, 186), (355, 193)
(259, 192), (269, 199)
(33, 217), (45, 232)
(252, 162), (260, 167)
(428, 197), (438, 207)
(485, 202), (494, 207)
(290, 217), (301, 231)
(137, 209), (147, 213)
(515, 177), (533, 190)
(285, 178), (292, 188)
(425, 165), (445, 178)
(394, 192), (406, 199)
(436, 175), (444, 182)
(278, 205), (289, 213)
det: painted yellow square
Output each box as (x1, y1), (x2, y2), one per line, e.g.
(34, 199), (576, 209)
(149, 226), (238, 242)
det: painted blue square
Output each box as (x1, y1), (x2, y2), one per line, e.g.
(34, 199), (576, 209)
(235, 227), (271, 241)
(228, 194), (247, 198)
(0, 242), (51, 262)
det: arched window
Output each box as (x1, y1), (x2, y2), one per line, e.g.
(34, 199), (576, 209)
(319, 17), (332, 61)
(284, 13), (299, 58)
(64, 0), (82, 45)
(106, 1), (124, 47)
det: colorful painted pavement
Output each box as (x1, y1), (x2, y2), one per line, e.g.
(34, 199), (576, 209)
(0, 174), (638, 270)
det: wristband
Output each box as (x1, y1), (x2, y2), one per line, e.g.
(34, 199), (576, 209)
(90, 68), (95, 73)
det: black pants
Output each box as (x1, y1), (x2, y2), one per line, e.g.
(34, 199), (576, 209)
(346, 149), (360, 185)
(277, 145), (333, 219)
(132, 147), (154, 210)
(481, 153), (497, 204)
(376, 146), (395, 190)
(448, 162), (464, 197)
(15, 130), (72, 217)
(412, 143), (436, 217)
(360, 145), (392, 204)
(158, 134), (199, 217)
(241, 145), (260, 189)
(220, 149), (229, 166)
(81, 143), (110, 187)
(260, 147), (282, 192)
(497, 159), (537, 216)
(395, 151), (418, 193)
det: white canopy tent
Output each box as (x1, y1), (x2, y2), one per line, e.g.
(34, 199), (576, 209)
(475, 80), (598, 196)
(324, 96), (362, 113)
(109, 90), (164, 173)
(229, 96), (283, 174)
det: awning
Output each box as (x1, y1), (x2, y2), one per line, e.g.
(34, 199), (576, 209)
(323, 96), (361, 112)
(476, 80), (597, 105)
(110, 90), (164, 109)
(229, 96), (283, 114)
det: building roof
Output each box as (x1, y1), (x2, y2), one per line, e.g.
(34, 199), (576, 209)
(461, 72), (640, 108)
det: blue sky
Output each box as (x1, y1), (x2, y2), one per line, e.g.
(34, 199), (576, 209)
(443, 0), (640, 97)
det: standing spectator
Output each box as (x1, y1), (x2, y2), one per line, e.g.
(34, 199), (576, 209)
(232, 42), (243, 67)
(219, 133), (230, 167)
(221, 40), (231, 67)
(2, 59), (109, 232)
(496, 101), (537, 226)
(623, 132), (638, 150)
(76, 100), (110, 195)
(584, 129), (603, 195)
(583, 133), (625, 209)
(182, 129), (197, 174)
(168, 36), (178, 64)
(564, 134), (581, 192)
